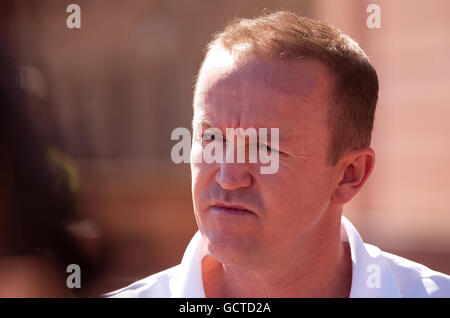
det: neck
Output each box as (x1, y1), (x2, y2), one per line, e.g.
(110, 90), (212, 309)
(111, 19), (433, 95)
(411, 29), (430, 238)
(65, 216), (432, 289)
(202, 211), (352, 298)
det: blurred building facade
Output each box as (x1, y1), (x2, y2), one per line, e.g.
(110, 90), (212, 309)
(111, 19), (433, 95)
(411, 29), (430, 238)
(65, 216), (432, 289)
(3, 0), (450, 293)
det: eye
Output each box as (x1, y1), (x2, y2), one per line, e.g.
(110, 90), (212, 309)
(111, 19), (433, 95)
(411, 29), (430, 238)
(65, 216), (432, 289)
(259, 142), (280, 154)
(202, 132), (216, 141)
(259, 142), (271, 151)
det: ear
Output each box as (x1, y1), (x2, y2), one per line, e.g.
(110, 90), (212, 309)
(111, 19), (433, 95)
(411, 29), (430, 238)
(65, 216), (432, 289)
(331, 147), (375, 204)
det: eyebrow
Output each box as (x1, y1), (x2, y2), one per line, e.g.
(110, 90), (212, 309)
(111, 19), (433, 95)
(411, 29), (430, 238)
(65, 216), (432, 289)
(192, 110), (216, 128)
(194, 109), (298, 142)
(199, 118), (215, 128)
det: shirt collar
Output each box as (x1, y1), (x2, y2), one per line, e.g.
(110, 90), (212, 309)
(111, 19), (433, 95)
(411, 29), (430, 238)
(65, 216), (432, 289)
(173, 216), (401, 297)
(341, 216), (401, 297)
(172, 230), (208, 297)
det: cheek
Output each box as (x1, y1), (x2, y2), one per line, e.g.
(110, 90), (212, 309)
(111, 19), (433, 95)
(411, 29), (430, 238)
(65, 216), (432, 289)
(258, 178), (328, 246)
(191, 139), (207, 186)
(258, 163), (332, 221)
(190, 137), (203, 165)
(191, 160), (217, 208)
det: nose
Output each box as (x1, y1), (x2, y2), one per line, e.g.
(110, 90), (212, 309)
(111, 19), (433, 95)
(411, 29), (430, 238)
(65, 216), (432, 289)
(214, 162), (252, 190)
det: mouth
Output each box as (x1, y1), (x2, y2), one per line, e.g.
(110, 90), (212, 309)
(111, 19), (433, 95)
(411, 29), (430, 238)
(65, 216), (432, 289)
(209, 202), (256, 216)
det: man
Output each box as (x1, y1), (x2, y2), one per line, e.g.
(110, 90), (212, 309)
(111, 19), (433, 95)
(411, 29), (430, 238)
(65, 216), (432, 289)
(109, 11), (450, 297)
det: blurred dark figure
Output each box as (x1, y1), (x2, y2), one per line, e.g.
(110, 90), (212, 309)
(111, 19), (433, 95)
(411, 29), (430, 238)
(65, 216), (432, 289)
(0, 41), (102, 297)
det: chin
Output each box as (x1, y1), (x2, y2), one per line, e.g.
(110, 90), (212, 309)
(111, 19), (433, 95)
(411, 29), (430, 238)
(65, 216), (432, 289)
(202, 227), (262, 267)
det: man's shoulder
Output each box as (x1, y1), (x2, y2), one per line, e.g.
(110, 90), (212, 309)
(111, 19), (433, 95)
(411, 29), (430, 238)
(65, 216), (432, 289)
(105, 265), (180, 298)
(379, 248), (450, 297)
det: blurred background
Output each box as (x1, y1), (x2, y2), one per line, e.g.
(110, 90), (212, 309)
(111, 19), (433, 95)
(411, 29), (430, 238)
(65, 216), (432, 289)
(0, 0), (449, 296)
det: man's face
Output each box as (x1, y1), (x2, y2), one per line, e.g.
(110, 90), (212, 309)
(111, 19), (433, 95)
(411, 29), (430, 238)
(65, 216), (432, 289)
(191, 47), (340, 269)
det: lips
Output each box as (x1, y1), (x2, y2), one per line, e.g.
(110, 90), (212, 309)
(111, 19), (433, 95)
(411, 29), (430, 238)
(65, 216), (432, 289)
(209, 202), (256, 216)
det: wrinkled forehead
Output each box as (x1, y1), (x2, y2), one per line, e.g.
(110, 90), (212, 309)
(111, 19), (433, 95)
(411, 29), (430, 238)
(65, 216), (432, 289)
(198, 49), (324, 96)
(193, 47), (333, 129)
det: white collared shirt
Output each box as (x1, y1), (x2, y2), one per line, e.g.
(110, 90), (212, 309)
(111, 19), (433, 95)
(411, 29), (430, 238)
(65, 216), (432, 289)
(107, 216), (450, 298)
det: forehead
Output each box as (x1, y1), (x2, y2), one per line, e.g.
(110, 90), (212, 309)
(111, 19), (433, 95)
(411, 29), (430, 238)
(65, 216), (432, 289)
(193, 48), (333, 133)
